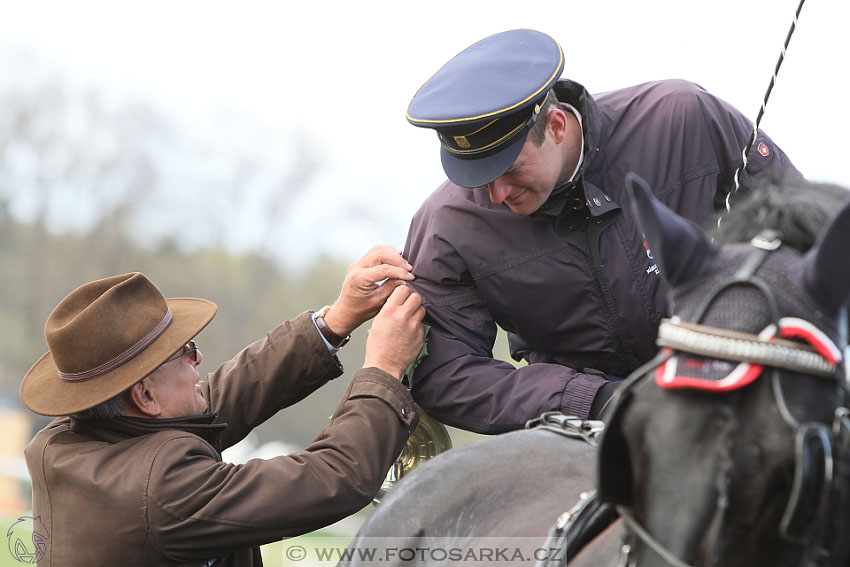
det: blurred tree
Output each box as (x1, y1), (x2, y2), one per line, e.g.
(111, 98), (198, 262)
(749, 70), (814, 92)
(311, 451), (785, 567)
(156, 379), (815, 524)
(0, 68), (518, 452)
(0, 210), (355, 445)
(0, 73), (353, 446)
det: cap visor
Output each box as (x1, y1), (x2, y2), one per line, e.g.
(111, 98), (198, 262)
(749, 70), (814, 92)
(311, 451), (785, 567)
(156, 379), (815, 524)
(439, 131), (528, 188)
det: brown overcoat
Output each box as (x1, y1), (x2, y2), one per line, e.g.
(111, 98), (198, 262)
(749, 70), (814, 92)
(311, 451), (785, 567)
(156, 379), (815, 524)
(25, 312), (418, 566)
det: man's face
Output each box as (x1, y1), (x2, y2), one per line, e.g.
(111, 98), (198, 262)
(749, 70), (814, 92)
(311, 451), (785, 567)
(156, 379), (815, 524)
(486, 134), (563, 216)
(146, 344), (207, 418)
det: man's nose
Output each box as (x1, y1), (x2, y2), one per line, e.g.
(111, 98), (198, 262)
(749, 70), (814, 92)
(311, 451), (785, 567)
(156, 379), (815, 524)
(193, 349), (203, 366)
(488, 181), (512, 204)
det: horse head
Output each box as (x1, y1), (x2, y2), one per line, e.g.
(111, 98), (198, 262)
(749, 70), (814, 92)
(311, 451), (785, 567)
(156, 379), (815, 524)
(598, 174), (850, 567)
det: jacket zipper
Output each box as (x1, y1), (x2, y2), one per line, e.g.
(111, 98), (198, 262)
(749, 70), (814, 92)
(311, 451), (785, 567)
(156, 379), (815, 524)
(587, 219), (640, 370)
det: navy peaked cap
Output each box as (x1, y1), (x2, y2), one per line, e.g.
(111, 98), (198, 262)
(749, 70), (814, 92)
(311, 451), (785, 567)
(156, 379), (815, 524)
(407, 29), (564, 188)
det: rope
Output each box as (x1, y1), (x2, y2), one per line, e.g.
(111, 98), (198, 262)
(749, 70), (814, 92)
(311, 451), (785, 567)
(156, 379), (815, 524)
(720, 0), (806, 226)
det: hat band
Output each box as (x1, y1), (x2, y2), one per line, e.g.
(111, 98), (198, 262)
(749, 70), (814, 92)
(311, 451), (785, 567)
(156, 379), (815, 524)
(58, 309), (173, 383)
(438, 105), (541, 160)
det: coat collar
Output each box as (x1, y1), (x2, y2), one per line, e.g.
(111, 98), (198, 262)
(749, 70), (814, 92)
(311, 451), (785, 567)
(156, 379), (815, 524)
(70, 413), (228, 451)
(535, 79), (618, 220)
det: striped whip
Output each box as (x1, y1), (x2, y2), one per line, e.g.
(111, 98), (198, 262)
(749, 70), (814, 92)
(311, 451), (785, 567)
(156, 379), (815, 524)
(720, 0), (807, 226)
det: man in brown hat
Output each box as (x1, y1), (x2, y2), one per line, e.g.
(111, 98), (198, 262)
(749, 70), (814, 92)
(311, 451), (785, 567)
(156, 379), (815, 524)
(20, 245), (425, 566)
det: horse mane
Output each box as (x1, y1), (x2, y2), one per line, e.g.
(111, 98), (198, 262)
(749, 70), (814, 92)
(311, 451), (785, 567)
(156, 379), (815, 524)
(711, 176), (850, 253)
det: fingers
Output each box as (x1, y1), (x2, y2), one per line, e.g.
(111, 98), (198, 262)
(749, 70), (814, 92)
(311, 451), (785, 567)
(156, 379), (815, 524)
(384, 283), (412, 306)
(345, 246), (414, 294)
(363, 286), (427, 379)
(384, 284), (424, 314)
(365, 277), (405, 305)
(413, 304), (426, 324)
(357, 263), (415, 286)
(358, 247), (414, 282)
(360, 245), (413, 270)
(328, 246), (417, 335)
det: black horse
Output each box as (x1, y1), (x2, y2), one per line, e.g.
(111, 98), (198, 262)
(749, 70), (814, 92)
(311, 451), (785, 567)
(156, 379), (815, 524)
(598, 175), (850, 567)
(342, 416), (621, 567)
(342, 176), (850, 567)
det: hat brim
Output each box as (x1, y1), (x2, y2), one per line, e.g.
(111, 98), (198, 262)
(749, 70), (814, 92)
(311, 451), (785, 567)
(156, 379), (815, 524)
(19, 297), (217, 417)
(439, 129), (529, 189)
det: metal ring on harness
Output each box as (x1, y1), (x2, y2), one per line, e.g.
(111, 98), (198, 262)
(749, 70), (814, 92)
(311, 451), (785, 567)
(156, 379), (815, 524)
(780, 423), (835, 544)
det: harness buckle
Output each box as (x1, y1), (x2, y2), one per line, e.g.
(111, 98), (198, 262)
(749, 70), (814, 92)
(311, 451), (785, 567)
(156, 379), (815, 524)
(525, 412), (605, 445)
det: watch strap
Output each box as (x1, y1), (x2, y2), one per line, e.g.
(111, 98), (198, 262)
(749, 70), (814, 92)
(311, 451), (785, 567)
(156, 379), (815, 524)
(313, 305), (351, 348)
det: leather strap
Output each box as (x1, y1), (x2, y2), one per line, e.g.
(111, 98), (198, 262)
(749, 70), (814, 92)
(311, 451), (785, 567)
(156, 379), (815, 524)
(313, 305), (350, 348)
(536, 490), (618, 567)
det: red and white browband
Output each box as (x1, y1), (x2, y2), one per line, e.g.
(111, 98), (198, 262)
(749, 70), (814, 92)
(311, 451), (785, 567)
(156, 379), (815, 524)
(655, 316), (842, 391)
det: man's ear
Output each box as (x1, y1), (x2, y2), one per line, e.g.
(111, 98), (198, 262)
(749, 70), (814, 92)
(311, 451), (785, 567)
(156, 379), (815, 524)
(126, 378), (162, 418)
(546, 106), (568, 145)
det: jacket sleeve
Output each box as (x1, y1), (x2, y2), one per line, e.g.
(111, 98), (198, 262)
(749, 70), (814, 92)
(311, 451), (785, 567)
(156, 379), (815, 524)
(146, 368), (417, 561)
(403, 212), (606, 435)
(412, 322), (608, 434)
(691, 83), (802, 204)
(200, 311), (344, 450)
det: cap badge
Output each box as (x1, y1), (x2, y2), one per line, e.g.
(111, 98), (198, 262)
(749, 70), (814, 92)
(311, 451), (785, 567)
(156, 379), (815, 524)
(453, 135), (471, 149)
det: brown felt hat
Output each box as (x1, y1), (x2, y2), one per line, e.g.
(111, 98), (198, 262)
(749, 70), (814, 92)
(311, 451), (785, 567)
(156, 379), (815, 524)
(20, 273), (217, 416)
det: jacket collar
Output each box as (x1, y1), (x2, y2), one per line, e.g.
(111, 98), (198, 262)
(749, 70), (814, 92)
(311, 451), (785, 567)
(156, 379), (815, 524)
(70, 413), (228, 451)
(535, 79), (616, 220)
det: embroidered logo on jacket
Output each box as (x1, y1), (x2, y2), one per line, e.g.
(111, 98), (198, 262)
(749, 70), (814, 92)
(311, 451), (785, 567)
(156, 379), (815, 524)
(643, 239), (660, 276)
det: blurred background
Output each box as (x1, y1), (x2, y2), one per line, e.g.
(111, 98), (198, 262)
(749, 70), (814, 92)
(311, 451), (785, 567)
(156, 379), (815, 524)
(1, 0), (849, 563)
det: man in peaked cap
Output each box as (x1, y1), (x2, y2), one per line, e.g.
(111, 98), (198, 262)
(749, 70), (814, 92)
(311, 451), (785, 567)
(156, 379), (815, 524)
(20, 246), (425, 566)
(402, 29), (802, 434)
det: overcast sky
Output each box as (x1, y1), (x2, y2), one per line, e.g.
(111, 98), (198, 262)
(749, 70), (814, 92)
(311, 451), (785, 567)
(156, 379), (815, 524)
(1, 0), (847, 261)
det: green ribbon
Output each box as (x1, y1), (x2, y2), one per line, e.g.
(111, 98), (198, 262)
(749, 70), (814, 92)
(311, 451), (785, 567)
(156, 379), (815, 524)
(403, 324), (431, 380)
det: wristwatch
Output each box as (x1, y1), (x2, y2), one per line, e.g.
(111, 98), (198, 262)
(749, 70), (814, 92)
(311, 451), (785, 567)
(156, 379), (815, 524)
(312, 305), (351, 348)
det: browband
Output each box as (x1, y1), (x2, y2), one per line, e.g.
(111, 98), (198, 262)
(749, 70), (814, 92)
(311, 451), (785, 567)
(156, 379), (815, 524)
(657, 317), (838, 379)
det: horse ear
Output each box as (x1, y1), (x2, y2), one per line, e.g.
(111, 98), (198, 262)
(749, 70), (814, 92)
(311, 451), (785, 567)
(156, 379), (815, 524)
(796, 196), (850, 313)
(625, 172), (718, 287)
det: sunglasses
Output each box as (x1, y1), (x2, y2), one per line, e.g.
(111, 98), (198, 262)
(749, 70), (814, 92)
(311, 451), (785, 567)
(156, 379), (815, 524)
(162, 340), (199, 365)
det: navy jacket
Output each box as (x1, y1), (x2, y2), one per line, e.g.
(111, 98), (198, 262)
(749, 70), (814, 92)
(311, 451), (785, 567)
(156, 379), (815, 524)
(403, 79), (801, 434)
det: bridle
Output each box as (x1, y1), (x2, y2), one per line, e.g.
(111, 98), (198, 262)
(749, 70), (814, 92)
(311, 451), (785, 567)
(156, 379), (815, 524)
(599, 232), (850, 567)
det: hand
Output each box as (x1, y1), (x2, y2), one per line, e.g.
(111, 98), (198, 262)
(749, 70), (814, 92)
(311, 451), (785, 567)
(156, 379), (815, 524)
(322, 246), (415, 337)
(363, 285), (426, 379)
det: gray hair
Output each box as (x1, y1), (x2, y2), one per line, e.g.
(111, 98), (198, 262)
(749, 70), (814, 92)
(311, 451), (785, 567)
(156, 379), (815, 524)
(71, 391), (127, 421)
